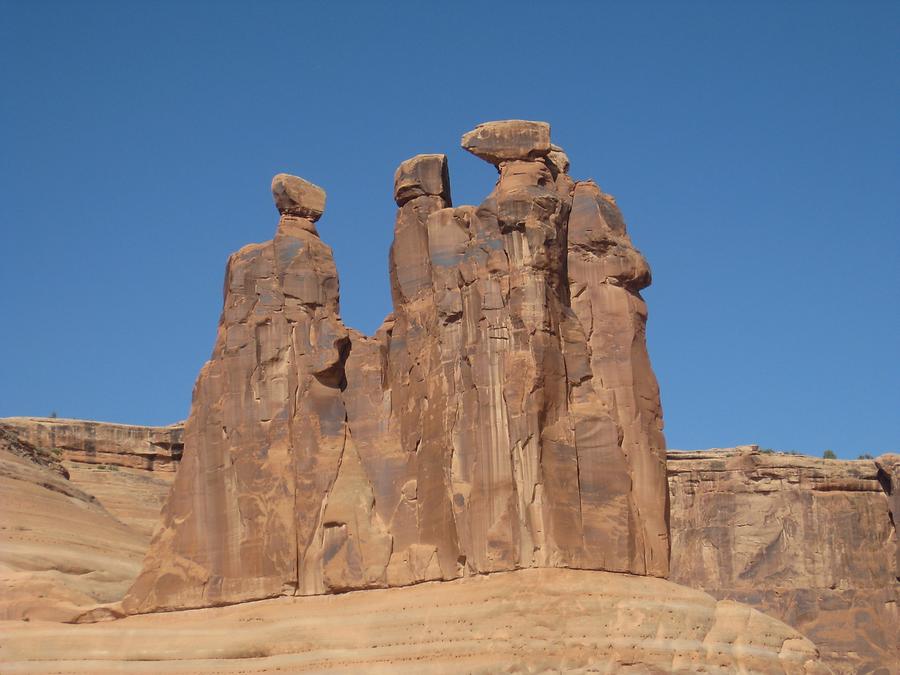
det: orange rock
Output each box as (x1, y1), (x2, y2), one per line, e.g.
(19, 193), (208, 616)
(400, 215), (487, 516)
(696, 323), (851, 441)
(669, 447), (899, 673)
(123, 121), (672, 614)
(1, 569), (828, 674)
(461, 119), (551, 164)
(271, 173), (325, 221)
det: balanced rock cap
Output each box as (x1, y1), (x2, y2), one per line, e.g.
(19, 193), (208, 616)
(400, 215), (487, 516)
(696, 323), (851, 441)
(461, 120), (551, 165)
(393, 154), (451, 206)
(271, 173), (326, 221)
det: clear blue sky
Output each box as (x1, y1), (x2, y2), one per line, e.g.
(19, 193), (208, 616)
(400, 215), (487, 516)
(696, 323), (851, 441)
(2, 2), (897, 458)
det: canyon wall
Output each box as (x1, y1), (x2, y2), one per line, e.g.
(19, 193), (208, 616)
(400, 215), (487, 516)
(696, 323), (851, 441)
(123, 120), (670, 614)
(2, 416), (183, 471)
(669, 447), (899, 673)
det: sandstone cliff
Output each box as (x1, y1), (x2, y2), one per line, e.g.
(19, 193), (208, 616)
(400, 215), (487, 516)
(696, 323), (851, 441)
(2, 416), (183, 471)
(0, 417), (178, 537)
(669, 446), (899, 673)
(123, 120), (669, 614)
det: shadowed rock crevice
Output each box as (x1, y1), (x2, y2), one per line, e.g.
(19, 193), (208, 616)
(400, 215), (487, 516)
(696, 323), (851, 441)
(122, 120), (669, 614)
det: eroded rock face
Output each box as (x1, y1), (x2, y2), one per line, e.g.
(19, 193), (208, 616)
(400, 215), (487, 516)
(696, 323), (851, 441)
(393, 154), (451, 206)
(1, 417), (183, 471)
(0, 417), (178, 540)
(669, 447), (900, 674)
(123, 124), (669, 614)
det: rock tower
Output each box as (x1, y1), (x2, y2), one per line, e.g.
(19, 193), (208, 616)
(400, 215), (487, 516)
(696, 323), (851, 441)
(124, 121), (669, 613)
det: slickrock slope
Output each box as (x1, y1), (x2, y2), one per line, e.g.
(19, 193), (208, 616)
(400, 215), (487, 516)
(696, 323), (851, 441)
(0, 568), (827, 674)
(669, 447), (899, 673)
(124, 120), (669, 614)
(0, 426), (149, 622)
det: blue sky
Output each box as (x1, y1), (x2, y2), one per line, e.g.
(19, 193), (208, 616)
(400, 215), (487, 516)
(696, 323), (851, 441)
(1, 2), (897, 458)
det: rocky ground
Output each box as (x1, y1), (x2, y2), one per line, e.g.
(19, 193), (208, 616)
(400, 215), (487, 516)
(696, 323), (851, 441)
(1, 567), (824, 674)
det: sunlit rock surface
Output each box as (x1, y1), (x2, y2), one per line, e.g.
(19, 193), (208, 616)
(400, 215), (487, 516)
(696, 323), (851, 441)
(0, 425), (154, 622)
(123, 121), (670, 614)
(1, 569), (826, 674)
(669, 446), (899, 673)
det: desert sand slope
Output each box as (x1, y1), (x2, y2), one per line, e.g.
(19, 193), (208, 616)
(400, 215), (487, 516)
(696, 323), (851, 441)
(0, 431), (150, 622)
(0, 568), (827, 674)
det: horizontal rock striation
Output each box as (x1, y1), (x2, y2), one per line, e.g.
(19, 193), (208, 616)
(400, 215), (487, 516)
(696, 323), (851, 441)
(123, 121), (669, 613)
(0, 418), (177, 539)
(669, 446), (899, 673)
(0, 417), (183, 471)
(0, 569), (827, 674)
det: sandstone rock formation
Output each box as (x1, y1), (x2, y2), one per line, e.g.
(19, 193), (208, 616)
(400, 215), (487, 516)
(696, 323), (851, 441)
(123, 120), (669, 614)
(7, 416), (898, 670)
(7, 412), (900, 673)
(0, 425), (150, 622)
(0, 568), (827, 674)
(2, 416), (183, 471)
(669, 447), (899, 673)
(1, 417), (179, 537)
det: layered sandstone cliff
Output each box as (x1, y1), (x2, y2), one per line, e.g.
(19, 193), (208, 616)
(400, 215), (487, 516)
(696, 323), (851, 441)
(2, 416), (183, 471)
(0, 417), (178, 536)
(669, 447), (899, 673)
(123, 120), (669, 614)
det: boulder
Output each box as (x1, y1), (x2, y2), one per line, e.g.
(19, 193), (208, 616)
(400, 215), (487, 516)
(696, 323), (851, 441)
(271, 173), (326, 221)
(461, 119), (551, 164)
(393, 153), (451, 206)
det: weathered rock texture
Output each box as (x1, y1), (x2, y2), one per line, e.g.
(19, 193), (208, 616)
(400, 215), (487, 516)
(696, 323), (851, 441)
(669, 447), (899, 674)
(124, 120), (669, 614)
(1, 417), (183, 471)
(0, 568), (827, 674)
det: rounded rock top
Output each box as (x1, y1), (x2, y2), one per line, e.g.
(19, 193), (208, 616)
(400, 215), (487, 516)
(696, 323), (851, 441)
(461, 120), (551, 165)
(393, 154), (451, 206)
(271, 173), (326, 221)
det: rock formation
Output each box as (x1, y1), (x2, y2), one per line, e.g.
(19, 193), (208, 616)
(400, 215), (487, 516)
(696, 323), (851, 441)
(0, 424), (151, 622)
(1, 569), (827, 674)
(2, 416), (183, 471)
(123, 120), (669, 613)
(669, 447), (899, 673)
(1, 417), (179, 537)
(6, 416), (897, 670)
